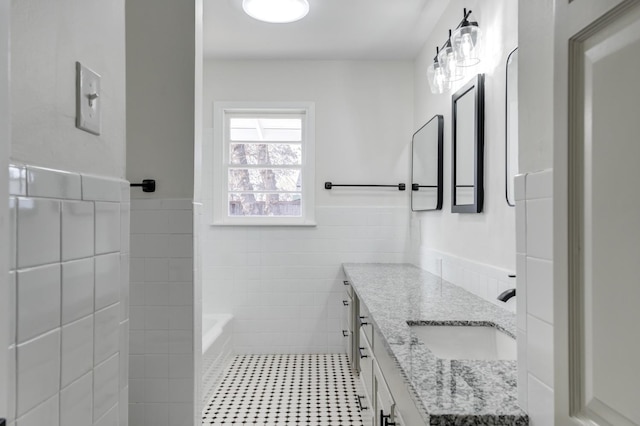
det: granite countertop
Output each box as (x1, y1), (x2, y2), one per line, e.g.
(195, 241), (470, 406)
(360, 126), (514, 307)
(343, 263), (528, 426)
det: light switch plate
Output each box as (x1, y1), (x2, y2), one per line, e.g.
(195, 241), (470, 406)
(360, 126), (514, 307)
(76, 62), (101, 135)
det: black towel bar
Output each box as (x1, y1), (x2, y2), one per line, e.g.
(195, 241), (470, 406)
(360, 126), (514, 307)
(130, 179), (156, 192)
(324, 182), (405, 191)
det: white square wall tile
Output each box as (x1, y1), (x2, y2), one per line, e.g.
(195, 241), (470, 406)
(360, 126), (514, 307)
(94, 404), (119, 426)
(145, 258), (169, 282)
(95, 202), (121, 254)
(144, 379), (169, 403)
(515, 201), (526, 254)
(516, 254), (527, 331)
(167, 210), (193, 234)
(94, 353), (120, 421)
(120, 254), (130, 322)
(144, 403), (169, 426)
(95, 253), (121, 310)
(61, 315), (94, 388)
(144, 355), (169, 378)
(9, 197), (16, 270)
(15, 394), (59, 426)
(26, 165), (81, 199)
(9, 165), (27, 196)
(61, 258), (94, 325)
(527, 374), (554, 426)
(514, 173), (526, 202)
(120, 320), (130, 390)
(526, 257), (553, 325)
(17, 197), (61, 268)
(8, 345), (16, 422)
(525, 169), (553, 199)
(119, 387), (129, 426)
(167, 234), (193, 258)
(517, 329), (528, 411)
(527, 314), (554, 389)
(121, 202), (130, 254)
(9, 272), (16, 345)
(60, 372), (93, 426)
(62, 201), (94, 261)
(16, 329), (60, 416)
(82, 175), (122, 202)
(526, 198), (553, 260)
(16, 263), (61, 343)
(95, 304), (120, 365)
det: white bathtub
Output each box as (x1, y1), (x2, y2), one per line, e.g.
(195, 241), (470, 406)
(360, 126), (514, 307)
(202, 313), (234, 405)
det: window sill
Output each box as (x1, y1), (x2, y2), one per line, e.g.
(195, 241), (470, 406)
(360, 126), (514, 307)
(210, 221), (317, 227)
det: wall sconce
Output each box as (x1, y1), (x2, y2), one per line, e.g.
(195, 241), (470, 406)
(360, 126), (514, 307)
(427, 9), (482, 94)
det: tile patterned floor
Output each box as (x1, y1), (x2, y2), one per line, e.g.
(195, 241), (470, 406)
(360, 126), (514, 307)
(202, 354), (365, 425)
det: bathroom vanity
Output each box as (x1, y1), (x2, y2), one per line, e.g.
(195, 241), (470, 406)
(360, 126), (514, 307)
(342, 263), (528, 425)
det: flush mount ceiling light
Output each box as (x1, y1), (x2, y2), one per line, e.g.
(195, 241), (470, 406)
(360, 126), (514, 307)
(242, 0), (310, 24)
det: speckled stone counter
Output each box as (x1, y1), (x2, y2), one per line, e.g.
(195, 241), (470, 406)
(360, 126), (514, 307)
(343, 263), (528, 426)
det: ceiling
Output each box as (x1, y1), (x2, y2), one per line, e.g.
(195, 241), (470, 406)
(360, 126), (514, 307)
(203, 0), (449, 60)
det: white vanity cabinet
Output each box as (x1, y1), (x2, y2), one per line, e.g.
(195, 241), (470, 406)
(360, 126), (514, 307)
(345, 288), (422, 426)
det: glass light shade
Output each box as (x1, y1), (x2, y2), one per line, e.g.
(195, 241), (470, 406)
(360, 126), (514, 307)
(437, 43), (463, 82)
(452, 24), (481, 67)
(427, 61), (450, 94)
(242, 0), (310, 23)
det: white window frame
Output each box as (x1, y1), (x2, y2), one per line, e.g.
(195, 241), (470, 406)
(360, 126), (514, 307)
(212, 101), (316, 226)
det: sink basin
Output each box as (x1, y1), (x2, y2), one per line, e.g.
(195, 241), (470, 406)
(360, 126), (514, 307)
(409, 324), (517, 360)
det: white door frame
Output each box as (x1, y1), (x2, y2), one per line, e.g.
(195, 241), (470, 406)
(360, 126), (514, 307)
(552, 0), (635, 425)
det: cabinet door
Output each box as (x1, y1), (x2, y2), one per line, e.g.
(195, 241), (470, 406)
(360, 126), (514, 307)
(374, 360), (396, 426)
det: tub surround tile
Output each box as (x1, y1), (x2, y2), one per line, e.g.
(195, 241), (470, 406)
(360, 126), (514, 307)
(61, 259), (94, 325)
(82, 175), (122, 202)
(16, 197), (61, 268)
(61, 315), (94, 388)
(16, 264), (61, 343)
(95, 202), (121, 254)
(62, 201), (95, 261)
(9, 164), (27, 196)
(26, 166), (81, 200)
(60, 372), (93, 426)
(343, 263), (528, 425)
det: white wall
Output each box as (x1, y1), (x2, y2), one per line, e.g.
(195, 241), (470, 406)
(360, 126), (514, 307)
(201, 60), (414, 353)
(126, 0), (195, 200)
(10, 0), (126, 179)
(411, 0), (518, 295)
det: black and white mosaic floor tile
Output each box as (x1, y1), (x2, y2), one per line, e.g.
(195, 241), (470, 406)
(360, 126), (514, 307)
(202, 354), (365, 425)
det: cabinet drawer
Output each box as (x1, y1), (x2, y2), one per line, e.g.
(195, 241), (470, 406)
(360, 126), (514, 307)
(374, 360), (396, 426)
(343, 279), (353, 298)
(359, 301), (374, 346)
(359, 328), (374, 400)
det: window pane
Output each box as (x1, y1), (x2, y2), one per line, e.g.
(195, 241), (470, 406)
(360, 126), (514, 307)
(229, 118), (302, 141)
(228, 193), (302, 217)
(228, 168), (301, 192)
(229, 143), (302, 166)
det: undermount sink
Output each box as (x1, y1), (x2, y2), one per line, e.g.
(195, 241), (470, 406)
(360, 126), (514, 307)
(409, 324), (517, 361)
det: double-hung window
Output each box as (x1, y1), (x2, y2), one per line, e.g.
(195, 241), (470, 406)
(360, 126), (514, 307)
(213, 102), (315, 225)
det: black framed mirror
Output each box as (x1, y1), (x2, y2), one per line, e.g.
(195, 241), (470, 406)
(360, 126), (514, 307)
(452, 74), (484, 213)
(505, 47), (518, 206)
(411, 115), (443, 211)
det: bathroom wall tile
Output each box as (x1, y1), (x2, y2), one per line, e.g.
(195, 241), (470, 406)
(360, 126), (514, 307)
(526, 257), (553, 324)
(145, 330), (170, 354)
(527, 374), (554, 426)
(167, 234), (193, 258)
(61, 315), (94, 387)
(94, 353), (120, 421)
(515, 201), (526, 254)
(145, 258), (169, 282)
(9, 272), (16, 345)
(16, 263), (61, 343)
(516, 254), (527, 331)
(61, 258), (94, 325)
(120, 320), (130, 390)
(130, 355), (145, 379)
(168, 282), (193, 306)
(527, 314), (554, 388)
(26, 166), (81, 199)
(95, 253), (121, 310)
(168, 330), (192, 354)
(514, 173), (526, 202)
(95, 304), (120, 365)
(128, 402), (145, 426)
(15, 394), (59, 426)
(168, 258), (193, 282)
(17, 197), (61, 268)
(169, 379), (192, 403)
(60, 372), (93, 426)
(145, 283), (169, 306)
(129, 305), (145, 330)
(16, 329), (60, 416)
(144, 379), (169, 403)
(8, 345), (16, 422)
(145, 306), (170, 330)
(94, 404), (119, 426)
(61, 201), (94, 261)
(168, 403), (192, 426)
(130, 330), (145, 354)
(144, 403), (169, 426)
(517, 329), (528, 411)
(121, 202), (131, 254)
(119, 387), (129, 426)
(128, 379), (144, 403)
(9, 197), (16, 270)
(96, 202), (121, 254)
(121, 181), (131, 203)
(525, 169), (552, 200)
(145, 355), (169, 378)
(82, 175), (122, 202)
(169, 306), (193, 330)
(9, 165), (27, 196)
(526, 198), (553, 260)
(120, 254), (130, 321)
(169, 355), (193, 379)
(131, 209), (168, 234)
(167, 210), (193, 234)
